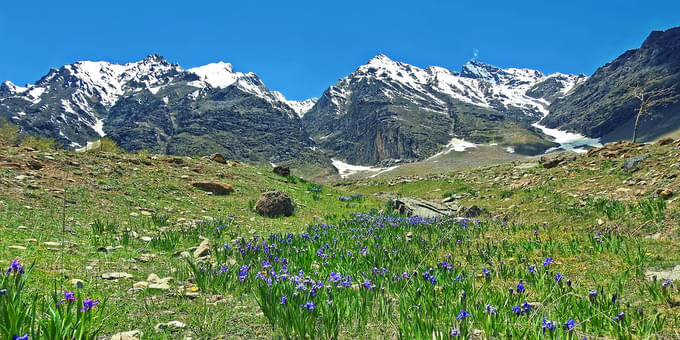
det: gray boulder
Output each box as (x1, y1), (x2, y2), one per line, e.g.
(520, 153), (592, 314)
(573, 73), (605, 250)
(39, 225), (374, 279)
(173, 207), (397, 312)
(255, 191), (295, 217)
(392, 197), (457, 218)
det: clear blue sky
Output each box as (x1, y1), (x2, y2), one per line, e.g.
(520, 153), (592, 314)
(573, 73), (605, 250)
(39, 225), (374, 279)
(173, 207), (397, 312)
(1, 1), (678, 100)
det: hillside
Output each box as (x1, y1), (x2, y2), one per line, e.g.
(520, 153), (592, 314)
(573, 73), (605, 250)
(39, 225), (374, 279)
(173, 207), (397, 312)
(1, 139), (679, 339)
(543, 26), (680, 142)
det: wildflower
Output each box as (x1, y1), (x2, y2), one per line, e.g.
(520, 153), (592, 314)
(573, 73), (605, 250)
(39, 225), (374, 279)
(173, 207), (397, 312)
(564, 318), (575, 331)
(662, 279), (675, 289)
(302, 301), (316, 310)
(542, 318), (557, 332)
(588, 289), (598, 299)
(484, 305), (498, 315)
(611, 293), (617, 303)
(543, 257), (554, 266)
(512, 305), (522, 316)
(56, 291), (77, 306)
(428, 275), (437, 285)
(0, 289), (6, 295)
(456, 309), (472, 319)
(534, 230), (539, 236)
(555, 273), (564, 283)
(522, 301), (531, 313)
(280, 295), (287, 305)
(6, 259), (25, 275)
(362, 279), (375, 290)
(12, 334), (29, 340)
(449, 328), (460, 337)
(611, 312), (624, 321)
(482, 268), (490, 277)
(516, 281), (526, 293)
(528, 265), (536, 274)
(80, 298), (99, 312)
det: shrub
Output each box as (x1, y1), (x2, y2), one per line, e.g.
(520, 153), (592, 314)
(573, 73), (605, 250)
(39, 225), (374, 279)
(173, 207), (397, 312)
(19, 135), (61, 151)
(0, 118), (19, 146)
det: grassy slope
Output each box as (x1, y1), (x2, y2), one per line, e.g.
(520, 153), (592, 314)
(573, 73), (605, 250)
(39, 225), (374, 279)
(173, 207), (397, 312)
(1, 140), (679, 338)
(0, 146), (381, 338)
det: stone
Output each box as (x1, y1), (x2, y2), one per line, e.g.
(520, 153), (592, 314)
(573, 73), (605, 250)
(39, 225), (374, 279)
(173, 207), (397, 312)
(9, 245), (27, 250)
(102, 272), (133, 280)
(193, 239), (211, 258)
(458, 205), (482, 218)
(392, 197), (456, 218)
(137, 253), (157, 263)
(68, 279), (84, 288)
(148, 282), (171, 290)
(272, 165), (291, 177)
(655, 137), (674, 146)
(655, 188), (673, 198)
(27, 160), (44, 170)
(133, 281), (149, 289)
(254, 191), (295, 217)
(111, 330), (142, 340)
(191, 182), (235, 195)
(441, 196), (456, 204)
(622, 154), (649, 171)
(155, 320), (186, 332)
(139, 236), (152, 242)
(210, 153), (227, 164)
(645, 265), (680, 281)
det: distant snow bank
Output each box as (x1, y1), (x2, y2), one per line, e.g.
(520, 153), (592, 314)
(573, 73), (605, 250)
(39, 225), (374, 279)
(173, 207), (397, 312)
(331, 159), (399, 178)
(532, 122), (602, 153)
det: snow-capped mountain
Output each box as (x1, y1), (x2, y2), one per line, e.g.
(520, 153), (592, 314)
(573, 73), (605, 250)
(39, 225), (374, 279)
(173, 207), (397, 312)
(0, 53), (586, 170)
(302, 54), (585, 165)
(0, 55), (316, 148)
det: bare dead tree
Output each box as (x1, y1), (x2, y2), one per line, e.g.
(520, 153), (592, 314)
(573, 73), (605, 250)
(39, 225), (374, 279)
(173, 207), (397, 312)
(631, 85), (678, 143)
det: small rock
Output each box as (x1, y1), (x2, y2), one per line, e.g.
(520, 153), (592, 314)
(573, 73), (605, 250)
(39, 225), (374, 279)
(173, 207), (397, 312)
(191, 182), (235, 195)
(102, 272), (133, 280)
(655, 137), (674, 146)
(272, 165), (291, 177)
(441, 196), (456, 204)
(139, 236), (152, 242)
(193, 239), (211, 258)
(210, 154), (227, 164)
(9, 245), (27, 250)
(27, 160), (44, 170)
(597, 218), (605, 226)
(140, 211), (152, 216)
(149, 282), (171, 290)
(622, 154), (649, 171)
(111, 330), (142, 340)
(655, 188), (673, 199)
(645, 265), (680, 281)
(133, 281), (149, 289)
(458, 205), (482, 218)
(42, 241), (61, 247)
(155, 320), (186, 332)
(68, 279), (85, 288)
(137, 253), (157, 263)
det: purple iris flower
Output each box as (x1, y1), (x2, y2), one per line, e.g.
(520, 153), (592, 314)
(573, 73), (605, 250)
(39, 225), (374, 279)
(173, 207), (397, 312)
(80, 298), (99, 312)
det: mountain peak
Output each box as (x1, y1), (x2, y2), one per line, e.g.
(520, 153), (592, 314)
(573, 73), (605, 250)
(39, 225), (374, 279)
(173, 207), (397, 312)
(142, 54), (167, 63)
(187, 62), (237, 88)
(641, 26), (680, 49)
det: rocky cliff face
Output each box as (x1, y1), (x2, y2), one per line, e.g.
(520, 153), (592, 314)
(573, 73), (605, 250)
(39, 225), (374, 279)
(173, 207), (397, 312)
(302, 55), (581, 164)
(542, 27), (680, 142)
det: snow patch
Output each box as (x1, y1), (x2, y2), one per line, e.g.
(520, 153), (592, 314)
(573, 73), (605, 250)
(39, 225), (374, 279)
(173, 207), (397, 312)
(427, 138), (476, 160)
(532, 122), (601, 153)
(505, 146), (515, 153)
(187, 62), (237, 88)
(332, 159), (399, 179)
